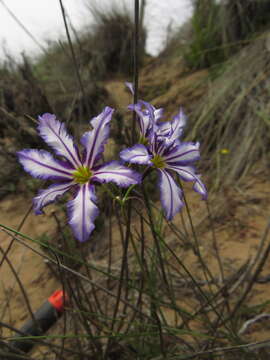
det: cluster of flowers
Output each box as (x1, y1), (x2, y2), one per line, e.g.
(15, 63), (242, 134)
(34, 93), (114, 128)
(17, 87), (207, 242)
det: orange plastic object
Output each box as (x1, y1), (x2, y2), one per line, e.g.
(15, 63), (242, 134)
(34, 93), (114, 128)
(48, 290), (65, 312)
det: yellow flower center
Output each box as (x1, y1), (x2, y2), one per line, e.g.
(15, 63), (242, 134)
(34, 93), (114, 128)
(151, 154), (166, 169)
(73, 166), (92, 184)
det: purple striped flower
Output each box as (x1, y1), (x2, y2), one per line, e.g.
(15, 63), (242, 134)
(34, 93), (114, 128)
(17, 107), (141, 242)
(120, 101), (207, 221)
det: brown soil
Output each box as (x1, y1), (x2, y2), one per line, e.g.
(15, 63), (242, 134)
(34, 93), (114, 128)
(0, 196), (59, 335)
(162, 172), (270, 340)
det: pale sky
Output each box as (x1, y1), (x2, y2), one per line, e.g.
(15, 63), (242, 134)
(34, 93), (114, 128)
(0, 0), (192, 60)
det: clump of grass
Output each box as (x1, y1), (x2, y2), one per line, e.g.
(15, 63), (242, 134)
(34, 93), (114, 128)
(161, 20), (193, 59)
(220, 0), (270, 46)
(187, 33), (270, 187)
(0, 57), (52, 197)
(0, 56), (51, 133)
(85, 1), (146, 77)
(33, 39), (114, 123)
(184, 0), (224, 69)
(32, 2), (147, 124)
(164, 0), (270, 69)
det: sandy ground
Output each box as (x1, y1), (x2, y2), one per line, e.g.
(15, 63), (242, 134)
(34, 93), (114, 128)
(0, 196), (59, 336)
(0, 170), (269, 342)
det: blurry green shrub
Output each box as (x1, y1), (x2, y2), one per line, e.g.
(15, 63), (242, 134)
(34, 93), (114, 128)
(184, 0), (225, 69)
(163, 0), (270, 70)
(84, 5), (146, 77)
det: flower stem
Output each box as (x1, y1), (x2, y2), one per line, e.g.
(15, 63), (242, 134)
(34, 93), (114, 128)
(131, 0), (140, 144)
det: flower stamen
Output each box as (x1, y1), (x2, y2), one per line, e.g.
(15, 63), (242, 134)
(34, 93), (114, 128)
(151, 154), (166, 169)
(73, 166), (92, 184)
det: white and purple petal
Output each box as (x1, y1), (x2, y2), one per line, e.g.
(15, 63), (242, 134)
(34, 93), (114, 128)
(156, 121), (172, 137)
(128, 101), (154, 137)
(172, 108), (186, 132)
(193, 176), (207, 200)
(159, 170), (184, 221)
(151, 135), (172, 157)
(161, 109), (186, 145)
(120, 144), (152, 165)
(163, 142), (200, 165)
(17, 149), (74, 180)
(38, 113), (81, 168)
(92, 161), (141, 187)
(154, 108), (164, 121)
(125, 81), (134, 95)
(167, 165), (197, 182)
(33, 181), (74, 215)
(67, 184), (99, 242)
(81, 107), (114, 168)
(168, 164), (207, 200)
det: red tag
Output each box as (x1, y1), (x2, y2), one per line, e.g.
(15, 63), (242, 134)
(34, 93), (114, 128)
(48, 290), (66, 312)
